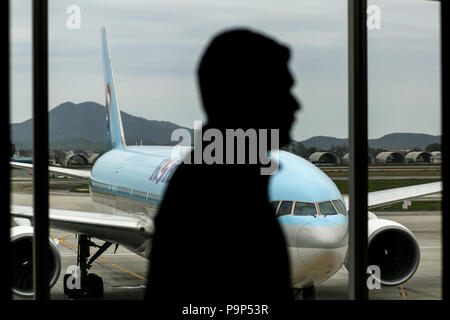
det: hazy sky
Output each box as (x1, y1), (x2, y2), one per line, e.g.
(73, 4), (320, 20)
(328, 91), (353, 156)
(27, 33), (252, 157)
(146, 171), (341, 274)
(11, 0), (441, 141)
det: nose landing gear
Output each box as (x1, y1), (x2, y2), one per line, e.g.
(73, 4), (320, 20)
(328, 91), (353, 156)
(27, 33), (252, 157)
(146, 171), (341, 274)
(293, 285), (316, 300)
(302, 285), (316, 300)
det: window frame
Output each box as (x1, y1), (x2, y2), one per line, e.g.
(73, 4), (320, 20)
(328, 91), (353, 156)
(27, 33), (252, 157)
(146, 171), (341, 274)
(271, 200), (281, 215)
(6, 0), (445, 302)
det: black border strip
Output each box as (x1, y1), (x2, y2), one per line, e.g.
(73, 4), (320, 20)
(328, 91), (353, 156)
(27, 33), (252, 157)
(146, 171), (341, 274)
(2, 0), (11, 301)
(440, 0), (448, 301)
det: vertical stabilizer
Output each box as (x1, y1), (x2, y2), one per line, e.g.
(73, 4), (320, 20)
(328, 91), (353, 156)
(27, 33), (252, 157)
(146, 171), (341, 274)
(101, 27), (126, 149)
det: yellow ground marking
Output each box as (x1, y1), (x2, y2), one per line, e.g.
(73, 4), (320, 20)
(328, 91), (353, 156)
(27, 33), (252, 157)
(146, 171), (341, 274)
(398, 285), (408, 300)
(57, 234), (147, 281)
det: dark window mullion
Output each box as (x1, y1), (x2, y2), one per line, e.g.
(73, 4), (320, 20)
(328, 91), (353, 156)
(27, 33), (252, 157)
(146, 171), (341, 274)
(32, 0), (49, 300)
(348, 0), (369, 300)
(2, 0), (11, 301)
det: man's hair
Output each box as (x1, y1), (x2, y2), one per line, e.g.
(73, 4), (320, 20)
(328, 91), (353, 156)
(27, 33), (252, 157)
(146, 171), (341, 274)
(197, 28), (290, 124)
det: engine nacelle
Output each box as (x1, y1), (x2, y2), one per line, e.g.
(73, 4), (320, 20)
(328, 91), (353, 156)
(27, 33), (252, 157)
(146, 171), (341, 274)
(367, 217), (420, 286)
(10, 226), (62, 296)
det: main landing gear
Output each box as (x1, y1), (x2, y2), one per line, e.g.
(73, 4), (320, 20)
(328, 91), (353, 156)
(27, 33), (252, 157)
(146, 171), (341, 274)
(293, 285), (316, 300)
(63, 234), (113, 299)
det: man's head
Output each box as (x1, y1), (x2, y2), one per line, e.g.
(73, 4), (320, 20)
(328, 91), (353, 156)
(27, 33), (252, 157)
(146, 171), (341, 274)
(197, 28), (300, 147)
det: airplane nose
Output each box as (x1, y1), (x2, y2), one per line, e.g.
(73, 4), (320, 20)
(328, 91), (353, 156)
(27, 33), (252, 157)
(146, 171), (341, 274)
(296, 218), (347, 271)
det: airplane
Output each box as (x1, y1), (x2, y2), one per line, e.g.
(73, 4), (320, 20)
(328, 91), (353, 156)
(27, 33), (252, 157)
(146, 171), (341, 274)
(10, 27), (442, 300)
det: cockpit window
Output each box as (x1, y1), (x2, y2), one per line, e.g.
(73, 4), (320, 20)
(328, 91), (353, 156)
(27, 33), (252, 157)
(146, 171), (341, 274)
(318, 201), (337, 216)
(294, 202), (317, 216)
(332, 199), (347, 215)
(271, 201), (280, 214)
(277, 201), (293, 217)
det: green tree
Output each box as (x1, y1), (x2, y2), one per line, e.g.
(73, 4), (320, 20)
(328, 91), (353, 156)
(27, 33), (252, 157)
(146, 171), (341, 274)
(369, 147), (386, 157)
(330, 144), (348, 158)
(281, 141), (306, 157)
(425, 143), (441, 152)
(305, 147), (317, 158)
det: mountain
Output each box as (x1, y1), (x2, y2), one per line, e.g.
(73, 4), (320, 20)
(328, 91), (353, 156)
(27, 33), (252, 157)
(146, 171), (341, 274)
(300, 136), (348, 150)
(11, 101), (440, 152)
(299, 133), (441, 150)
(11, 101), (193, 151)
(368, 133), (441, 149)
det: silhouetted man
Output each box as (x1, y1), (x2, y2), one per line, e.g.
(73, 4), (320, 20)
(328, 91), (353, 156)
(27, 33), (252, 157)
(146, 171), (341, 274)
(146, 28), (300, 316)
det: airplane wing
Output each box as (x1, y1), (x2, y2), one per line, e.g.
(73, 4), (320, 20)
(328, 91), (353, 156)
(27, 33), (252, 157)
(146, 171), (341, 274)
(10, 161), (91, 180)
(11, 163), (151, 256)
(343, 181), (442, 210)
(11, 205), (153, 256)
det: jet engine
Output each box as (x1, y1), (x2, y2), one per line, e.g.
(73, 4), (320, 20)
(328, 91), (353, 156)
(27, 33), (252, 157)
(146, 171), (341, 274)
(367, 216), (420, 286)
(10, 226), (61, 296)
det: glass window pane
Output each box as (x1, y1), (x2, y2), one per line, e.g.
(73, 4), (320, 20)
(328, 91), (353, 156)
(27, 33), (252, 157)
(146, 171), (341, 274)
(332, 199), (347, 215)
(277, 201), (293, 217)
(318, 201), (337, 215)
(294, 202), (317, 216)
(367, 1), (441, 301)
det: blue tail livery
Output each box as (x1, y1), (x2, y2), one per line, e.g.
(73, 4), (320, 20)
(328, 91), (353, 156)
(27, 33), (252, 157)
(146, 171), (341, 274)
(101, 27), (127, 149)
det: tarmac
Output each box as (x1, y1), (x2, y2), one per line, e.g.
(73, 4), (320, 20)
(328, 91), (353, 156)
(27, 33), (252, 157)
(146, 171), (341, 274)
(10, 169), (441, 300)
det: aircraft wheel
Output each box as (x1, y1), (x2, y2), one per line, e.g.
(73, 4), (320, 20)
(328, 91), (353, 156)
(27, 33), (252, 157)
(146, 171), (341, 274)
(303, 286), (316, 300)
(63, 273), (81, 299)
(86, 274), (104, 299)
(292, 288), (302, 299)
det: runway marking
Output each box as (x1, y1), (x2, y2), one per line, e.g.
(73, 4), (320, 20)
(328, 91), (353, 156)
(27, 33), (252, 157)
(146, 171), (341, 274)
(111, 285), (146, 289)
(399, 285), (408, 300)
(59, 253), (136, 257)
(57, 235), (148, 281)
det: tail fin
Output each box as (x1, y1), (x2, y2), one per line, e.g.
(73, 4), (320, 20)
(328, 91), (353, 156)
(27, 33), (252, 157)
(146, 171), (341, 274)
(101, 27), (126, 149)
